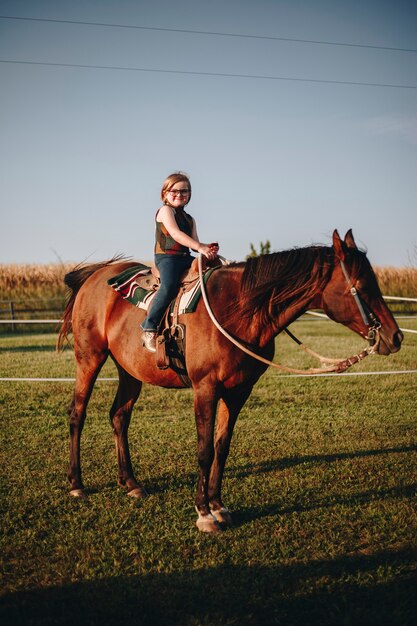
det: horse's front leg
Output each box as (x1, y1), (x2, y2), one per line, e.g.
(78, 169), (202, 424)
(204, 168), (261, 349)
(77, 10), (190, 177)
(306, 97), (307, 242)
(208, 385), (254, 526)
(194, 385), (221, 533)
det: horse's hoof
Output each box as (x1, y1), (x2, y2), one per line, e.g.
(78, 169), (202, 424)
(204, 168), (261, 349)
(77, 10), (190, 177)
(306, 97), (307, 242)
(196, 516), (222, 533)
(69, 488), (87, 499)
(195, 509), (222, 533)
(210, 507), (233, 527)
(128, 487), (148, 498)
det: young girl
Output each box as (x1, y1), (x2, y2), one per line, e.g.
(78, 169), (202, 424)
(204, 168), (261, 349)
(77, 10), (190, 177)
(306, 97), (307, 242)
(141, 172), (219, 352)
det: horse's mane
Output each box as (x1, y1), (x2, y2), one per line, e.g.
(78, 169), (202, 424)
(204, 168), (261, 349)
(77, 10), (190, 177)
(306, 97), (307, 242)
(237, 246), (334, 322)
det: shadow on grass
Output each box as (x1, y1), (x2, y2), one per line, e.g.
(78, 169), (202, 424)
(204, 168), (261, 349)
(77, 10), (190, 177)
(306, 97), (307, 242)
(144, 444), (416, 495)
(233, 483), (417, 527)
(228, 444), (417, 479)
(1, 549), (416, 626)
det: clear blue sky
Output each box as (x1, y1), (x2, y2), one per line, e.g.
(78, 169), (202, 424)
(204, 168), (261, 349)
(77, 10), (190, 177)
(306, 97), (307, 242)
(1, 0), (416, 267)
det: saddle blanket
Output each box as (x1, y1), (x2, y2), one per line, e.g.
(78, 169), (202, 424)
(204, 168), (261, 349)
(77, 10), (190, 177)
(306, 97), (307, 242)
(107, 263), (213, 314)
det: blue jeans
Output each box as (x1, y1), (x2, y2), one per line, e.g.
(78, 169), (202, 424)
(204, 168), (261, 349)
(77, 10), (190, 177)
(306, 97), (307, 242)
(140, 254), (193, 332)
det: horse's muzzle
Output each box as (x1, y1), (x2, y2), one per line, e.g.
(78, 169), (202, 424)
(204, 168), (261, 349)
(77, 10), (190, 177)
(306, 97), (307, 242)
(378, 329), (403, 355)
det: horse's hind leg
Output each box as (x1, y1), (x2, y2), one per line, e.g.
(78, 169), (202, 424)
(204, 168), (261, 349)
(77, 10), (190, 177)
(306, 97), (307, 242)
(68, 349), (108, 497)
(110, 365), (147, 498)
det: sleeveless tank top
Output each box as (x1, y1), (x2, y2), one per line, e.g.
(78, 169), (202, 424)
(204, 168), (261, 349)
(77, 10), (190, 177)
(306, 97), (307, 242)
(154, 206), (194, 255)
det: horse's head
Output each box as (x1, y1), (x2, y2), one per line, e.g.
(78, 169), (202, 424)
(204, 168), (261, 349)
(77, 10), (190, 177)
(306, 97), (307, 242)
(320, 230), (403, 355)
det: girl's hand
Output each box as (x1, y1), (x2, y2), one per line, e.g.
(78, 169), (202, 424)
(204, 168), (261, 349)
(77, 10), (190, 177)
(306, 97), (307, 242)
(198, 243), (219, 260)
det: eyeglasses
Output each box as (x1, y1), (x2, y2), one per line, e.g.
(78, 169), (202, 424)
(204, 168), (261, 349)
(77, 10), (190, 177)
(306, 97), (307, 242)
(168, 189), (190, 197)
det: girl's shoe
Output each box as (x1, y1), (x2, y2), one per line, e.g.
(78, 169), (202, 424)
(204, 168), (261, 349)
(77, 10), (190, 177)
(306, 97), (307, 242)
(142, 331), (157, 353)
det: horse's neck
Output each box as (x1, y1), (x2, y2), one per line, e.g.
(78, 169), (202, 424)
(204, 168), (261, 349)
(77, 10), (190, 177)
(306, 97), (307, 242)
(260, 292), (316, 346)
(231, 255), (328, 347)
(274, 296), (315, 333)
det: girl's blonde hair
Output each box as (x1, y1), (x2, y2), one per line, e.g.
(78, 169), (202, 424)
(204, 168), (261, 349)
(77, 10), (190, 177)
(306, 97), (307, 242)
(161, 171), (192, 204)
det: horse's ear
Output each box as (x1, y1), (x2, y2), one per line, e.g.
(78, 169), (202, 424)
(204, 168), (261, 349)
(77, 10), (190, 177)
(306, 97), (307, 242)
(332, 229), (347, 260)
(344, 229), (357, 249)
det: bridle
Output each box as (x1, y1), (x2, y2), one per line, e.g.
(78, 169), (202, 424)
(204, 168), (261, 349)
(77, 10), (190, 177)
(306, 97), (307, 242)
(339, 258), (381, 348)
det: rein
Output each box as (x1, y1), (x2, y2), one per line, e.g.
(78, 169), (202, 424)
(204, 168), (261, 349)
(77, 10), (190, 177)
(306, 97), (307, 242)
(198, 254), (380, 375)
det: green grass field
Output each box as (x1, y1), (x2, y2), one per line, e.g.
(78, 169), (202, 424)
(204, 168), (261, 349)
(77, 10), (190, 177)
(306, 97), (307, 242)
(1, 321), (416, 625)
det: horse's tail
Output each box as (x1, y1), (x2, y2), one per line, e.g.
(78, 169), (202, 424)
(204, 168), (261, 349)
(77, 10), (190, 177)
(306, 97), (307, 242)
(57, 256), (126, 351)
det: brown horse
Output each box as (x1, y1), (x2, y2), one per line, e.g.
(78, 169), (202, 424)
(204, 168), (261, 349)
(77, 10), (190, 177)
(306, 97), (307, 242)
(58, 230), (402, 532)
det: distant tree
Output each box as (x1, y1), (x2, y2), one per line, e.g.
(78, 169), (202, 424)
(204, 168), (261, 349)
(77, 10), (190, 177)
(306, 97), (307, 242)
(247, 240), (272, 259)
(407, 244), (417, 267)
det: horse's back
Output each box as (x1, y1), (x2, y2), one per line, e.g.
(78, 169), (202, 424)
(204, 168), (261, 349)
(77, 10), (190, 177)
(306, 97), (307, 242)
(72, 261), (143, 343)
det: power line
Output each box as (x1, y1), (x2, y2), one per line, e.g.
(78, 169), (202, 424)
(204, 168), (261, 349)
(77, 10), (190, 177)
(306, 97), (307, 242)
(1, 58), (417, 89)
(1, 14), (417, 53)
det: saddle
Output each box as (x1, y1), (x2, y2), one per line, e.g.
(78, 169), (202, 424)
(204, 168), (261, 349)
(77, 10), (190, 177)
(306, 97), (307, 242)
(108, 256), (222, 379)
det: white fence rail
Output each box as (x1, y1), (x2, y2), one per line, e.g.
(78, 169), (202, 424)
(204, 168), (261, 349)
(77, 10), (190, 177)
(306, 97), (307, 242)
(383, 296), (417, 303)
(304, 296), (417, 334)
(0, 319), (61, 324)
(304, 310), (417, 334)
(0, 297), (416, 334)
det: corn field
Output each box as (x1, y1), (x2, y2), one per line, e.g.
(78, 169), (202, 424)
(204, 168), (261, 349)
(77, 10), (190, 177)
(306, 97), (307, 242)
(0, 262), (416, 315)
(0, 264), (73, 300)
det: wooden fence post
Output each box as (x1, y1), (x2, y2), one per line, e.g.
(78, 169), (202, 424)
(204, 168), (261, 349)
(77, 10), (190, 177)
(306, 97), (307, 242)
(9, 301), (15, 332)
